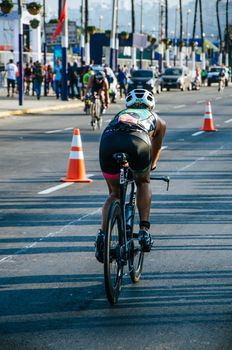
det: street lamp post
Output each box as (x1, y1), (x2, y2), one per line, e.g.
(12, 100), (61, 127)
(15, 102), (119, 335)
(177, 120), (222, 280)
(17, 0), (23, 106)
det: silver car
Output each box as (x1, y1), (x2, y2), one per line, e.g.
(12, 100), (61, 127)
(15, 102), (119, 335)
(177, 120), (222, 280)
(159, 67), (192, 91)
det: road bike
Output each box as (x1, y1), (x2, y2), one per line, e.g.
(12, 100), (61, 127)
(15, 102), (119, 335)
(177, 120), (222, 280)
(84, 94), (91, 115)
(90, 93), (102, 130)
(104, 152), (170, 304)
(218, 77), (225, 93)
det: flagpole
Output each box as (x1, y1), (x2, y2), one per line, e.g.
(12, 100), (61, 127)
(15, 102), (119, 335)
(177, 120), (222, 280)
(61, 0), (68, 101)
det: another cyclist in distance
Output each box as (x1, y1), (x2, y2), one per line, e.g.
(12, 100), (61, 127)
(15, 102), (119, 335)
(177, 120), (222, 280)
(86, 71), (109, 114)
(95, 88), (166, 263)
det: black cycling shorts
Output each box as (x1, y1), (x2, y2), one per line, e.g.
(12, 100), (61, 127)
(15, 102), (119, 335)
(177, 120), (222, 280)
(99, 129), (152, 177)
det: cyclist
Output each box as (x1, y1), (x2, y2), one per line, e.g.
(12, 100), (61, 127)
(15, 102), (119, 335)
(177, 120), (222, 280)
(218, 67), (226, 91)
(86, 71), (109, 114)
(95, 89), (166, 263)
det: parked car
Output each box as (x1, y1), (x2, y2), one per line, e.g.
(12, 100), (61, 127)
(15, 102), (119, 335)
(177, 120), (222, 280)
(159, 67), (192, 91)
(207, 66), (229, 87)
(127, 69), (161, 94)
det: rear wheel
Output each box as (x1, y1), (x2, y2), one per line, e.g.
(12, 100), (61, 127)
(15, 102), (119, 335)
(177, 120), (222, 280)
(104, 200), (124, 304)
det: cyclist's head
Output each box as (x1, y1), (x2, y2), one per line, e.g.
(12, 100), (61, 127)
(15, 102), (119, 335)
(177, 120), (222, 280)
(95, 71), (105, 82)
(125, 89), (155, 110)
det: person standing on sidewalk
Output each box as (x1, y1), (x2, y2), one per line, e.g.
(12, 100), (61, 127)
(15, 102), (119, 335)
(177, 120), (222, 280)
(5, 59), (18, 97)
(33, 61), (44, 100)
(53, 58), (62, 99)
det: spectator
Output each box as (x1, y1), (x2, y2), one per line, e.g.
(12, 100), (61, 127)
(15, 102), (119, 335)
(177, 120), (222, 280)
(24, 63), (32, 95)
(5, 59), (18, 97)
(33, 61), (43, 100)
(44, 64), (53, 95)
(53, 58), (62, 99)
(117, 68), (127, 98)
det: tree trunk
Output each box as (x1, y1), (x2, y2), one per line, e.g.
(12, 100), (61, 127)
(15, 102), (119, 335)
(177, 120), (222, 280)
(84, 0), (88, 44)
(179, 0), (183, 52)
(216, 0), (222, 53)
(165, 0), (168, 40)
(199, 0), (204, 53)
(131, 0), (135, 34)
(192, 0), (198, 43)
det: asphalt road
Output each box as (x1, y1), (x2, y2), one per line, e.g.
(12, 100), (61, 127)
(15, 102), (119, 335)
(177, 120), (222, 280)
(0, 86), (232, 350)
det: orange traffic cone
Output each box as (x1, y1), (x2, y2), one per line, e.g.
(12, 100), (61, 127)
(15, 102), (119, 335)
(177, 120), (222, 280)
(201, 101), (217, 132)
(61, 128), (93, 183)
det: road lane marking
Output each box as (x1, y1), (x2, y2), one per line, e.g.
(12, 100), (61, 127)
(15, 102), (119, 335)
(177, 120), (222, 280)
(38, 174), (94, 194)
(38, 182), (74, 194)
(176, 146), (224, 175)
(45, 129), (63, 134)
(225, 119), (232, 124)
(196, 100), (205, 104)
(192, 131), (205, 136)
(0, 208), (101, 265)
(174, 105), (186, 109)
(215, 96), (222, 100)
(64, 127), (74, 130)
(161, 146), (168, 150)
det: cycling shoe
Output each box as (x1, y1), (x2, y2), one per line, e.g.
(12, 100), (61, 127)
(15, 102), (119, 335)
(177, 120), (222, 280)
(138, 229), (153, 252)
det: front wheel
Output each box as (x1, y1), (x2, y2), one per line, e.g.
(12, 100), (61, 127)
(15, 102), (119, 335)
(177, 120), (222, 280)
(129, 230), (144, 283)
(104, 200), (124, 304)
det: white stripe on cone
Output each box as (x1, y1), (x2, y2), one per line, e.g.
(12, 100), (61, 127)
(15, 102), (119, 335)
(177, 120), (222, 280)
(69, 151), (84, 159)
(71, 135), (82, 148)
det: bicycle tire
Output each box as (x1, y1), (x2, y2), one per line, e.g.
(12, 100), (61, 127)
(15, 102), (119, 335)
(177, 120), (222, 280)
(128, 204), (144, 283)
(104, 200), (124, 304)
(95, 98), (101, 119)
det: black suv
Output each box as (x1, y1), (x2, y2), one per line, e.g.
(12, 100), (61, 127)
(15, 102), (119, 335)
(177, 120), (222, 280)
(127, 69), (161, 94)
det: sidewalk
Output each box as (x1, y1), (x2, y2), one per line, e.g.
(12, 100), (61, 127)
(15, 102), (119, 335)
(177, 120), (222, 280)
(0, 94), (83, 119)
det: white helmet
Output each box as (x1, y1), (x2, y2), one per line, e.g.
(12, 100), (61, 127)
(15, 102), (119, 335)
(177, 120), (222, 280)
(125, 89), (155, 109)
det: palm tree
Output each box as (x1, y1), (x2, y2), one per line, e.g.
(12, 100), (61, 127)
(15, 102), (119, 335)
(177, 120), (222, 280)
(131, 0), (136, 67)
(165, 0), (168, 42)
(192, 0), (198, 46)
(216, 0), (222, 61)
(199, 0), (204, 56)
(131, 0), (135, 34)
(179, 0), (183, 53)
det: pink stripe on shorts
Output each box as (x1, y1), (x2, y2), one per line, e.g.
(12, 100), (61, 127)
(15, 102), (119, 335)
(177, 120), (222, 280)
(102, 172), (120, 180)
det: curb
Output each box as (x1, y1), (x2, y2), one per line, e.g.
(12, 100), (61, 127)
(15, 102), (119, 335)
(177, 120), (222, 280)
(0, 101), (83, 119)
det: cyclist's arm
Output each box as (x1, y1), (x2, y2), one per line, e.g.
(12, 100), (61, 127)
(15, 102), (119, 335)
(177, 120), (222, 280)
(102, 79), (110, 107)
(150, 117), (166, 170)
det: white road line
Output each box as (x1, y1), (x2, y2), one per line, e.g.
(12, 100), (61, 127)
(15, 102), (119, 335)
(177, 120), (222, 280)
(225, 119), (232, 124)
(38, 174), (94, 194)
(196, 100), (205, 104)
(161, 145), (168, 150)
(64, 127), (74, 130)
(38, 182), (74, 194)
(174, 104), (186, 109)
(192, 131), (205, 136)
(176, 146), (224, 175)
(0, 208), (102, 265)
(45, 129), (63, 134)
(215, 96), (222, 100)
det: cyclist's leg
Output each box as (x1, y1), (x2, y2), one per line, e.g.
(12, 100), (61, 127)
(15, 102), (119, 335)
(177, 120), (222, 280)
(133, 171), (151, 228)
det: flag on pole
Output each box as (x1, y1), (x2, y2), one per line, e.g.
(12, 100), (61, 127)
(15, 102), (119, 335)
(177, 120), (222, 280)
(51, 0), (67, 42)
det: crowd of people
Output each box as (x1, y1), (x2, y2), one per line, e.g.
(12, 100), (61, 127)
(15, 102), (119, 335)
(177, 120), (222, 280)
(3, 58), (134, 103)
